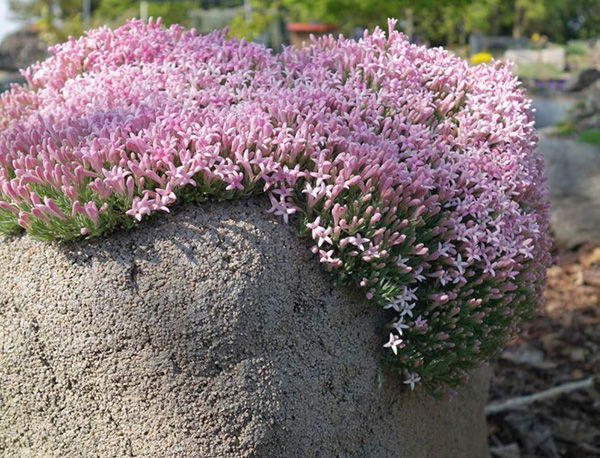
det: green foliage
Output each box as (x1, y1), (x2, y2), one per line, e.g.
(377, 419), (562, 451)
(9, 0), (87, 43)
(553, 121), (576, 137)
(229, 0), (501, 46)
(9, 0), (196, 44)
(578, 130), (600, 146)
(565, 40), (593, 72)
(553, 126), (600, 146)
(415, 0), (497, 46)
(228, 0), (400, 39)
(228, 0), (283, 40)
(566, 40), (590, 56)
(93, 0), (196, 29)
(7, 0), (600, 47)
(40, 14), (84, 43)
(228, 0), (599, 48)
(515, 0), (600, 43)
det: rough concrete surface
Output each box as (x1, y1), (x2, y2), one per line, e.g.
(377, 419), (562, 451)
(0, 198), (490, 457)
(540, 130), (600, 247)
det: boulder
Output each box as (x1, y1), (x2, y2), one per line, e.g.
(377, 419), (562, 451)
(0, 28), (46, 71)
(0, 71), (26, 94)
(565, 68), (600, 92)
(0, 198), (491, 457)
(540, 130), (600, 247)
(572, 80), (600, 131)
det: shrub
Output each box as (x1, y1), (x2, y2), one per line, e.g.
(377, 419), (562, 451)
(0, 18), (551, 393)
(565, 40), (589, 57)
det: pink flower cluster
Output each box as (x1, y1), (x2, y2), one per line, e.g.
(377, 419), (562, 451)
(0, 18), (551, 390)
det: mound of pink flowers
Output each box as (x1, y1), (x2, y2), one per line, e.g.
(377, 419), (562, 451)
(0, 18), (551, 391)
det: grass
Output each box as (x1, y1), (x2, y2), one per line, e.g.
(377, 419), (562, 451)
(553, 123), (600, 147)
(578, 130), (600, 146)
(553, 121), (576, 137)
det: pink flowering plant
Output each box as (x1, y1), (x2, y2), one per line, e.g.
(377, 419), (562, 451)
(0, 18), (551, 392)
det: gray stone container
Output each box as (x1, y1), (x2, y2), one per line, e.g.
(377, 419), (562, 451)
(0, 198), (490, 457)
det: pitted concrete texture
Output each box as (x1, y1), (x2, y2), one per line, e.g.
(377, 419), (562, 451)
(0, 198), (490, 457)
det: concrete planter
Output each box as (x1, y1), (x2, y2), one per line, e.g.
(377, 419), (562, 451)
(0, 198), (490, 457)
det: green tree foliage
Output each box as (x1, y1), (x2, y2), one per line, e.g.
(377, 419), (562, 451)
(9, 0), (196, 44)
(9, 0), (90, 42)
(93, 0), (196, 28)
(7, 0), (600, 46)
(413, 0), (497, 46)
(490, 0), (600, 42)
(229, 0), (598, 46)
(228, 0), (416, 40)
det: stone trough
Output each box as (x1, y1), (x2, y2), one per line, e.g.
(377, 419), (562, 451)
(0, 198), (490, 457)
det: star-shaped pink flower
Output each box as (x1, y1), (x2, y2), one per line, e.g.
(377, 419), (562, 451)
(403, 372), (421, 391)
(383, 333), (403, 355)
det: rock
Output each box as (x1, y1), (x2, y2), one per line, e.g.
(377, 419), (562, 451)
(0, 198), (491, 457)
(530, 95), (577, 129)
(501, 344), (545, 366)
(566, 347), (587, 362)
(565, 68), (600, 92)
(572, 80), (600, 130)
(539, 130), (600, 247)
(0, 28), (47, 71)
(0, 71), (26, 93)
(552, 417), (600, 444)
(500, 343), (556, 370)
(490, 443), (521, 458)
(504, 411), (559, 458)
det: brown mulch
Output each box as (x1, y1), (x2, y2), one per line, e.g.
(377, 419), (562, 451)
(488, 243), (600, 458)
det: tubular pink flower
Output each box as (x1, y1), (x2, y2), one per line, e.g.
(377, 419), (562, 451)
(0, 19), (551, 391)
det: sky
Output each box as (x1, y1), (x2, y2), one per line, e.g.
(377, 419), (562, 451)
(0, 0), (23, 41)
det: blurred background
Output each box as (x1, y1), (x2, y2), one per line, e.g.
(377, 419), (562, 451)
(0, 1), (599, 456)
